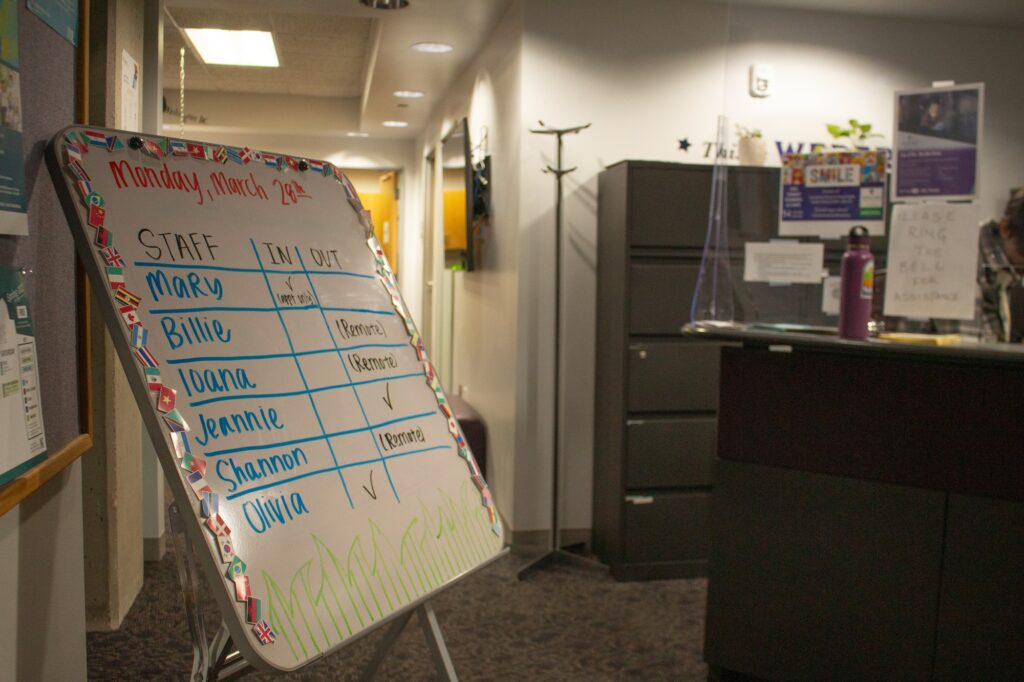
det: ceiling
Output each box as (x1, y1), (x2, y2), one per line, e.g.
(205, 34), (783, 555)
(163, 0), (513, 138)
(723, 0), (1024, 27)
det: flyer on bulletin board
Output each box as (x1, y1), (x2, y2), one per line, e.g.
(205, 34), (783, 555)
(0, 266), (47, 486)
(27, 0), (79, 46)
(0, 0), (26, 236)
(893, 83), (983, 202)
(778, 149), (888, 239)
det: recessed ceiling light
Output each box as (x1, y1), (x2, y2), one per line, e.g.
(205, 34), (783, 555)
(382, 121), (409, 128)
(393, 90), (425, 98)
(184, 28), (279, 67)
(411, 42), (453, 54)
(360, 0), (409, 8)
(346, 131), (370, 138)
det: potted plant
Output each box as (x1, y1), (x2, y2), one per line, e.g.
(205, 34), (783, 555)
(826, 119), (883, 148)
(735, 125), (766, 165)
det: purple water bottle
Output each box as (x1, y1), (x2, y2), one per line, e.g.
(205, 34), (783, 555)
(838, 225), (874, 339)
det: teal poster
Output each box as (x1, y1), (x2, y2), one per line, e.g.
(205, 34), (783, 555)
(0, 266), (46, 486)
(27, 0), (78, 46)
(0, 0), (25, 235)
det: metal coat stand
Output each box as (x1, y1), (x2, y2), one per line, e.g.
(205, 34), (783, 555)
(168, 503), (459, 681)
(517, 121), (604, 581)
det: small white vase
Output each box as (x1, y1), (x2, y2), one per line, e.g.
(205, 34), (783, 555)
(737, 136), (767, 166)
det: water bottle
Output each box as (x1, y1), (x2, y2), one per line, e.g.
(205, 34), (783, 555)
(838, 225), (874, 339)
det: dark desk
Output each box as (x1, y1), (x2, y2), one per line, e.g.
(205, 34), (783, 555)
(687, 324), (1024, 681)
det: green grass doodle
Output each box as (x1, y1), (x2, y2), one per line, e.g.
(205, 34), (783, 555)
(261, 481), (501, 662)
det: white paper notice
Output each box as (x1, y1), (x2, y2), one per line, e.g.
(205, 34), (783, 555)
(821, 276), (841, 315)
(883, 203), (978, 320)
(120, 50), (139, 131)
(744, 241), (825, 283)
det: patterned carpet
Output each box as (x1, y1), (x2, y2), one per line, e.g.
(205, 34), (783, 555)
(87, 551), (709, 681)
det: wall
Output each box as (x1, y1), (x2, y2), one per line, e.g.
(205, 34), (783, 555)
(413, 0), (1024, 537)
(0, 4), (87, 680)
(417, 1), (523, 530)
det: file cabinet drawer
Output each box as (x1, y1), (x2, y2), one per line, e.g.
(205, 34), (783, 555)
(626, 417), (716, 488)
(628, 342), (720, 412)
(623, 491), (711, 563)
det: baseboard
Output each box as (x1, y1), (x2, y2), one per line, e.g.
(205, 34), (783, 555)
(143, 534), (166, 562)
(510, 527), (591, 555)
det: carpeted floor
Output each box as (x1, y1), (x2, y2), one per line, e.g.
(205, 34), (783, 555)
(87, 552), (709, 681)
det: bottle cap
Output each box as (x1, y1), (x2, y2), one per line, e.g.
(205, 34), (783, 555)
(848, 225), (870, 246)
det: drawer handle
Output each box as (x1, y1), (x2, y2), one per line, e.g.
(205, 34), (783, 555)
(625, 495), (654, 505)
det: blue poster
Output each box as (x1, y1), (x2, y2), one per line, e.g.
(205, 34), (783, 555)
(0, 266), (47, 486)
(27, 0), (78, 46)
(778, 149), (888, 239)
(893, 83), (983, 202)
(0, 0), (24, 235)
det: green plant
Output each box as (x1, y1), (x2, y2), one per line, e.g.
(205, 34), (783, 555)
(735, 124), (762, 139)
(826, 119), (883, 143)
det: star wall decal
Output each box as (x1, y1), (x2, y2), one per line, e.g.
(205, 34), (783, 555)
(678, 138), (691, 152)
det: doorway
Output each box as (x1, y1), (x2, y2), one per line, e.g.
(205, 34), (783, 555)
(339, 168), (401, 273)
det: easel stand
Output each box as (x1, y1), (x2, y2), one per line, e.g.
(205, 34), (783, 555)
(168, 503), (459, 681)
(517, 121), (605, 581)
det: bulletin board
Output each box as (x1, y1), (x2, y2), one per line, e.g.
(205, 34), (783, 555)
(0, 1), (91, 518)
(47, 126), (504, 671)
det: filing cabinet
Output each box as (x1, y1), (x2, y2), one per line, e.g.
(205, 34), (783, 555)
(592, 161), (777, 580)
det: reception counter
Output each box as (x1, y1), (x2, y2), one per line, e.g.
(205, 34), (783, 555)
(687, 324), (1024, 680)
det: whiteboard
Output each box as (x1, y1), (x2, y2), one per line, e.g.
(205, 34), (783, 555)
(47, 126), (503, 672)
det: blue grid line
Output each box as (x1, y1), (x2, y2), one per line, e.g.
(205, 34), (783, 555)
(186, 372), (423, 408)
(167, 343), (407, 365)
(249, 239), (353, 508)
(201, 410), (434, 458)
(221, 445), (452, 501)
(295, 246), (402, 502)
(132, 260), (374, 280)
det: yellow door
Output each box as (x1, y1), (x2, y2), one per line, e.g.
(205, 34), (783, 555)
(378, 172), (399, 272)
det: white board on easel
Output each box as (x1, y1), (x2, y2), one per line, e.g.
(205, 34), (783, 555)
(47, 126), (503, 672)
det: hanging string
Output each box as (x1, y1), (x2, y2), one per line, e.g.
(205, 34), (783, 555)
(179, 47), (185, 138)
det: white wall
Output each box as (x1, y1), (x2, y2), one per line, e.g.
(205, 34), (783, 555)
(442, 0), (1024, 534)
(417, 1), (523, 529)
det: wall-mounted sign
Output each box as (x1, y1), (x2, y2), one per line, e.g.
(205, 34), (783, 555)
(892, 83), (983, 202)
(778, 149), (888, 239)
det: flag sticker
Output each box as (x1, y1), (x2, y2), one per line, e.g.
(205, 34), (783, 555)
(102, 247), (125, 267)
(120, 306), (141, 329)
(94, 226), (113, 248)
(234, 575), (251, 602)
(114, 288), (141, 307)
(156, 385), (176, 413)
(227, 556), (247, 579)
(106, 266), (125, 289)
(217, 537), (236, 563)
(88, 204), (106, 229)
(130, 325), (149, 348)
(144, 366), (161, 391)
(245, 597), (262, 624)
(163, 408), (188, 432)
(252, 619), (275, 645)
(201, 491), (219, 518)
(134, 346), (158, 367)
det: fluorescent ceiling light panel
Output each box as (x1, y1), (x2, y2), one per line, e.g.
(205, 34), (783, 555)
(393, 90), (425, 98)
(382, 121), (408, 128)
(411, 42), (453, 53)
(347, 132), (370, 137)
(185, 28), (280, 67)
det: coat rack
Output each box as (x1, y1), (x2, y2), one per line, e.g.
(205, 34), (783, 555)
(518, 121), (603, 580)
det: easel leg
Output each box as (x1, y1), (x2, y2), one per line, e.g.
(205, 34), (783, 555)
(168, 503), (251, 681)
(168, 502), (212, 682)
(417, 602), (458, 681)
(358, 601), (458, 681)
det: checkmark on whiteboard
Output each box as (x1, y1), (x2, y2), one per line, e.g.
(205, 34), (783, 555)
(362, 469), (377, 500)
(382, 382), (393, 410)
